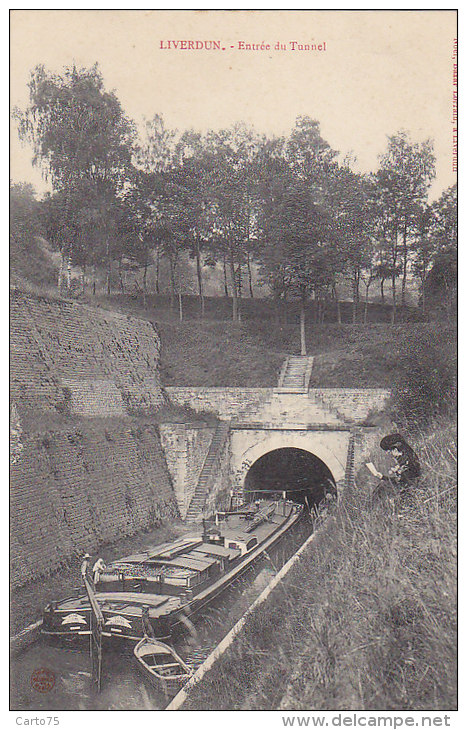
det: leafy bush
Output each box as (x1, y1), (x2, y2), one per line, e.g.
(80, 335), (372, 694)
(392, 330), (456, 424)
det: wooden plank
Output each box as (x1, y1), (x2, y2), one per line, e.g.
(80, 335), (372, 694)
(84, 575), (104, 693)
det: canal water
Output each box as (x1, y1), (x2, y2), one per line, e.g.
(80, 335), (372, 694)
(10, 519), (312, 711)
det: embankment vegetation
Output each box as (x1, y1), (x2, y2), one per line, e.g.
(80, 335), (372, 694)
(181, 337), (457, 711)
(96, 294), (456, 390)
(182, 419), (457, 711)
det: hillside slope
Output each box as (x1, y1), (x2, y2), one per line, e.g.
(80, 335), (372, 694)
(182, 419), (457, 711)
(86, 296), (456, 389)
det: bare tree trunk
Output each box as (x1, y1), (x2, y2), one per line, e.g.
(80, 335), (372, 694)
(66, 256), (72, 290)
(300, 297), (307, 356)
(246, 251), (254, 297)
(58, 250), (65, 291)
(143, 262), (148, 309)
(352, 275), (359, 324)
(106, 238), (111, 296)
(333, 284), (342, 324)
(401, 222), (408, 308)
(155, 245), (160, 295)
(118, 258), (125, 294)
(178, 292), (183, 321)
(229, 239), (238, 322)
(391, 274), (396, 324)
(169, 256), (177, 311)
(236, 263), (242, 321)
(380, 278), (385, 302)
(283, 291), (288, 326)
(92, 265), (96, 296)
(420, 260), (427, 315)
(222, 252), (229, 297)
(320, 298), (326, 324)
(194, 236), (205, 316)
(236, 264), (242, 297)
(391, 230), (399, 324)
(364, 285), (370, 324)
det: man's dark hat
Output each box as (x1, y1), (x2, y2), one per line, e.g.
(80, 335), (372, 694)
(380, 433), (406, 451)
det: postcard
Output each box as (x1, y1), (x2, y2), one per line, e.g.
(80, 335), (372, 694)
(10, 9), (457, 722)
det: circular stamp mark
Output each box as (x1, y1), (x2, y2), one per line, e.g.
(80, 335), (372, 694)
(31, 667), (55, 693)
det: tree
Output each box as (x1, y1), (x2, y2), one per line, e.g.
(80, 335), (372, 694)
(374, 131), (436, 319)
(422, 247), (457, 314)
(10, 182), (44, 284)
(256, 136), (291, 322)
(207, 124), (264, 321)
(258, 121), (341, 335)
(429, 184), (457, 252)
(330, 167), (374, 323)
(413, 184), (457, 314)
(171, 130), (218, 315)
(260, 181), (335, 354)
(286, 116), (338, 189)
(10, 182), (42, 250)
(136, 115), (206, 315)
(15, 64), (135, 291)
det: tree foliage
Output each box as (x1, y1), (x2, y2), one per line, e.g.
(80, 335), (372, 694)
(13, 64), (456, 321)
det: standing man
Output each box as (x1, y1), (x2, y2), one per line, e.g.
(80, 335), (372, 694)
(80, 552), (92, 581)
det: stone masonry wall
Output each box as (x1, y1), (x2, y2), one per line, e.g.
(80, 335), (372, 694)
(10, 421), (178, 588)
(165, 388), (274, 420)
(159, 424), (216, 519)
(10, 289), (176, 589)
(313, 389), (390, 422)
(10, 288), (166, 419)
(203, 435), (233, 517)
(166, 387), (390, 424)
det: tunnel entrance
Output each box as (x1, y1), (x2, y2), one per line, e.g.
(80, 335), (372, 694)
(243, 447), (336, 507)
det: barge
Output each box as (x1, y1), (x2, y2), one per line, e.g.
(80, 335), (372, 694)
(42, 499), (303, 642)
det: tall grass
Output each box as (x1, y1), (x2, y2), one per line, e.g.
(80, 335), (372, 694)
(182, 419), (457, 711)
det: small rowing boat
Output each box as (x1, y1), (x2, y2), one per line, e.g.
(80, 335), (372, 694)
(134, 636), (193, 687)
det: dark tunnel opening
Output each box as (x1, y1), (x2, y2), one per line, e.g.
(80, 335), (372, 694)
(243, 447), (336, 507)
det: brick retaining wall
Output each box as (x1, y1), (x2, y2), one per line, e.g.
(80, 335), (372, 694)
(10, 289), (174, 588)
(10, 289), (165, 419)
(10, 420), (178, 588)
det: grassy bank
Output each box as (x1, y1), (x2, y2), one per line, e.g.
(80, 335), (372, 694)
(93, 295), (455, 389)
(182, 418), (457, 711)
(156, 320), (456, 390)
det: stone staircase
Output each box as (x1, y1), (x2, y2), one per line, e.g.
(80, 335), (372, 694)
(185, 421), (231, 522)
(231, 355), (343, 427)
(275, 356), (314, 394)
(344, 428), (364, 490)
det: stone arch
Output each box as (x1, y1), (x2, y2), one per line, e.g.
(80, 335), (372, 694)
(236, 432), (346, 491)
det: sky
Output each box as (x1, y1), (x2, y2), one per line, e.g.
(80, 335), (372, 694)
(10, 9), (457, 200)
